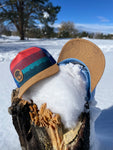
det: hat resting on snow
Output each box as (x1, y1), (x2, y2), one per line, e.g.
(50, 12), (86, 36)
(10, 39), (105, 99)
(10, 47), (59, 98)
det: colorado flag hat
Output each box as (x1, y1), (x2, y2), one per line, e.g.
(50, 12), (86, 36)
(10, 47), (59, 98)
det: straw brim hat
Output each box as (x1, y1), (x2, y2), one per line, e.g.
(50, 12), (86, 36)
(57, 38), (105, 92)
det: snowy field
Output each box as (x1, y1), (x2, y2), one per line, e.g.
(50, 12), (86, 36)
(0, 35), (113, 150)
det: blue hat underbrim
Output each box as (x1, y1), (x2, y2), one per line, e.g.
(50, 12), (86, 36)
(58, 58), (91, 101)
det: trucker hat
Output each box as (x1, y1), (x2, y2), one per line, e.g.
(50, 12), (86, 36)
(10, 47), (59, 98)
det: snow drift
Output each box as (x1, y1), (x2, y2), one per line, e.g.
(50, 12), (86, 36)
(0, 36), (113, 150)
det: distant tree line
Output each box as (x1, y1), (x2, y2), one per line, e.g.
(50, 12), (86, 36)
(0, 19), (113, 39)
(77, 31), (113, 39)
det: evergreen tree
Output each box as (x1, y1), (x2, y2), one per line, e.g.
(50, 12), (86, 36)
(0, 0), (60, 40)
(79, 31), (89, 38)
(38, 2), (60, 38)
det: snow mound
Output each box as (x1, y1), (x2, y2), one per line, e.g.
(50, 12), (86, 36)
(23, 63), (87, 128)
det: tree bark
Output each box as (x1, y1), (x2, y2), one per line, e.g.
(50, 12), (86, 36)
(19, 1), (25, 40)
(20, 30), (25, 40)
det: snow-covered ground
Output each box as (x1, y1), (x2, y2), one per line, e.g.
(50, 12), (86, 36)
(0, 35), (113, 150)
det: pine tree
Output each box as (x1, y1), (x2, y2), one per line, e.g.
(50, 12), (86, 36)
(0, 0), (60, 40)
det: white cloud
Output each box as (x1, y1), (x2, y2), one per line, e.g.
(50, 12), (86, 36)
(97, 16), (110, 22)
(75, 23), (113, 34)
(38, 23), (113, 34)
(52, 23), (113, 34)
(51, 23), (61, 28)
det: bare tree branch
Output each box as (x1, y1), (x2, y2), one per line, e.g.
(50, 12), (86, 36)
(0, 4), (6, 8)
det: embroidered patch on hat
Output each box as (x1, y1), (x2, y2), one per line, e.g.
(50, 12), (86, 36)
(14, 69), (23, 82)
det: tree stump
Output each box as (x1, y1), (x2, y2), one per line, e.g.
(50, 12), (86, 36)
(8, 89), (90, 150)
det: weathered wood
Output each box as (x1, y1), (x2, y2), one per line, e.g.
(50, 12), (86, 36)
(9, 90), (90, 150)
(67, 113), (90, 150)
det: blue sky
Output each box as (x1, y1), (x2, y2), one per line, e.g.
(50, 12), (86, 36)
(51, 0), (113, 33)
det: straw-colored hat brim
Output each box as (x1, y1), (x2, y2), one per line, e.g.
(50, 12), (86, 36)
(57, 38), (105, 92)
(18, 64), (59, 98)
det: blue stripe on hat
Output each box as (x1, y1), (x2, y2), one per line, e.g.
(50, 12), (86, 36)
(16, 58), (54, 87)
(22, 56), (49, 75)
